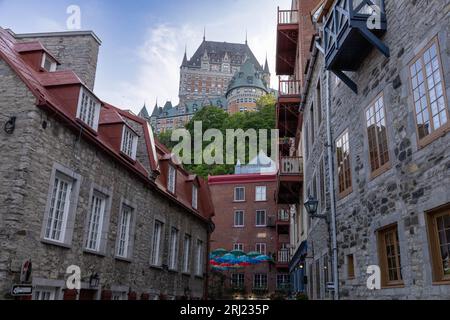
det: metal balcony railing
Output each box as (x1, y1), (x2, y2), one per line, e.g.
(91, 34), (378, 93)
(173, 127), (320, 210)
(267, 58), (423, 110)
(278, 79), (301, 97)
(277, 250), (290, 263)
(277, 8), (298, 25)
(280, 157), (303, 175)
(278, 209), (290, 222)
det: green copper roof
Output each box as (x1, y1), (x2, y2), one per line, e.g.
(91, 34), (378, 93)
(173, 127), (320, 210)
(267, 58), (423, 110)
(226, 59), (269, 96)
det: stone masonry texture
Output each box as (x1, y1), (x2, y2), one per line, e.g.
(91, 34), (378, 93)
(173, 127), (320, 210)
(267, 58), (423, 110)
(303, 0), (450, 299)
(0, 58), (208, 300)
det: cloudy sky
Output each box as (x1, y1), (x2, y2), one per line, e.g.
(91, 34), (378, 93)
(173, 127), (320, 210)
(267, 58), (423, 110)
(0, 0), (291, 114)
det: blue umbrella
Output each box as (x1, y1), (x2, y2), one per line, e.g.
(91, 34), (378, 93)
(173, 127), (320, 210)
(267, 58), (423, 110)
(215, 253), (236, 264)
(254, 255), (272, 262)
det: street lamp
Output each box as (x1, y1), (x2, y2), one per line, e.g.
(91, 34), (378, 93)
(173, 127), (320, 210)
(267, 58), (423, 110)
(304, 195), (327, 220)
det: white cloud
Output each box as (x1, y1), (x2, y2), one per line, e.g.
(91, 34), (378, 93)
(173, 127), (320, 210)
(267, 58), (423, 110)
(97, 0), (292, 114)
(96, 24), (202, 113)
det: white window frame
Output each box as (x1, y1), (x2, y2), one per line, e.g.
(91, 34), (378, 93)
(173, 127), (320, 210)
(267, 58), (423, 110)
(112, 291), (127, 301)
(33, 286), (57, 300)
(121, 125), (138, 160)
(183, 234), (191, 273)
(85, 191), (107, 252)
(41, 164), (81, 248)
(254, 274), (268, 289)
(234, 210), (245, 227)
(151, 220), (163, 266)
(76, 87), (101, 131)
(255, 186), (267, 202)
(192, 184), (198, 210)
(167, 165), (176, 194)
(233, 243), (244, 251)
(256, 210), (267, 227)
(231, 273), (245, 288)
(255, 243), (267, 255)
(41, 53), (57, 72)
(44, 172), (73, 244)
(195, 239), (204, 277)
(234, 187), (245, 202)
(169, 227), (179, 271)
(116, 204), (133, 259)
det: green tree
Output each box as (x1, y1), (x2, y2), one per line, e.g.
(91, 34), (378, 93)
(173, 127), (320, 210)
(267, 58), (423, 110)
(157, 103), (277, 178)
(157, 130), (177, 150)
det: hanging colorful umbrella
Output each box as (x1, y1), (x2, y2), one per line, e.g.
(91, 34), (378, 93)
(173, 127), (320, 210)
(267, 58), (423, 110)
(216, 253), (236, 263)
(210, 260), (220, 266)
(254, 255), (272, 262)
(211, 248), (228, 257)
(247, 251), (261, 258)
(237, 255), (251, 263)
(230, 250), (246, 257)
(211, 266), (229, 271)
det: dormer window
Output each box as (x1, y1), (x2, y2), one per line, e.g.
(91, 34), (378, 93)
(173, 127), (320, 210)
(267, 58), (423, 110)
(167, 165), (176, 194)
(41, 53), (57, 72)
(192, 185), (198, 210)
(121, 126), (138, 160)
(76, 88), (101, 131)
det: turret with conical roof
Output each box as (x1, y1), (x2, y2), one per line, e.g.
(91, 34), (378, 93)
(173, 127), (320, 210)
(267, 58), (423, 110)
(138, 103), (150, 119)
(226, 59), (269, 97)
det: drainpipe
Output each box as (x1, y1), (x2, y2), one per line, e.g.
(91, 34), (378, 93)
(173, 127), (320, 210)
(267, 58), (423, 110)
(325, 67), (339, 301)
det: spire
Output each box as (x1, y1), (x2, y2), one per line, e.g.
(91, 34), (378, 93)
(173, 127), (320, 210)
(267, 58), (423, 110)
(182, 45), (188, 66)
(203, 27), (206, 42)
(264, 54), (270, 73)
(245, 29), (248, 45)
(139, 102), (150, 119)
(150, 98), (159, 117)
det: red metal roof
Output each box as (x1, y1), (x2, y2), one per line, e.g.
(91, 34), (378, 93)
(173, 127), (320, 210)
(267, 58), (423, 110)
(0, 27), (214, 222)
(208, 173), (278, 185)
(14, 41), (61, 63)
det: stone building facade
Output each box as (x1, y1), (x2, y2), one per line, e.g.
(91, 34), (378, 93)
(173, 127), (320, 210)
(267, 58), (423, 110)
(208, 171), (291, 299)
(0, 28), (214, 300)
(288, 0), (450, 299)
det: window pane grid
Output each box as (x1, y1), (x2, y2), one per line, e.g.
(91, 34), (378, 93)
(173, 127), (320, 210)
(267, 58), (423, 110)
(86, 194), (105, 251)
(336, 131), (352, 194)
(410, 42), (448, 140)
(380, 227), (403, 285)
(45, 177), (71, 242)
(78, 91), (98, 128)
(117, 206), (132, 258)
(436, 214), (450, 277)
(366, 96), (390, 172)
(152, 221), (162, 265)
(256, 210), (267, 226)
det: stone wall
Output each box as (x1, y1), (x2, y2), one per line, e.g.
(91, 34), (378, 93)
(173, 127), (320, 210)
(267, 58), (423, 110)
(303, 0), (450, 299)
(0, 59), (208, 299)
(14, 31), (101, 90)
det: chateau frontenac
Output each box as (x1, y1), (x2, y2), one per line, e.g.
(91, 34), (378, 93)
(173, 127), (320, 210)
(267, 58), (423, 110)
(139, 36), (272, 134)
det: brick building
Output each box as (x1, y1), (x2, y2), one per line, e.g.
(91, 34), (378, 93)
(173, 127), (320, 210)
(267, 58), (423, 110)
(0, 27), (214, 300)
(276, 0), (450, 299)
(208, 158), (290, 299)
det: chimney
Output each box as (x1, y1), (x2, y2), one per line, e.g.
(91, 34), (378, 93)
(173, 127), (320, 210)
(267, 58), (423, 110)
(8, 30), (102, 91)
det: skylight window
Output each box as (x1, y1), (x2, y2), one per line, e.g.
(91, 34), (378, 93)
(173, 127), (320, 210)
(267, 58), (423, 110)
(41, 53), (57, 72)
(121, 126), (138, 160)
(76, 88), (101, 131)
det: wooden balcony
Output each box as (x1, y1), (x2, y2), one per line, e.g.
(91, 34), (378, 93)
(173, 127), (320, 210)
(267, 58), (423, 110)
(277, 79), (302, 138)
(276, 8), (299, 76)
(277, 157), (303, 205)
(324, 0), (389, 93)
